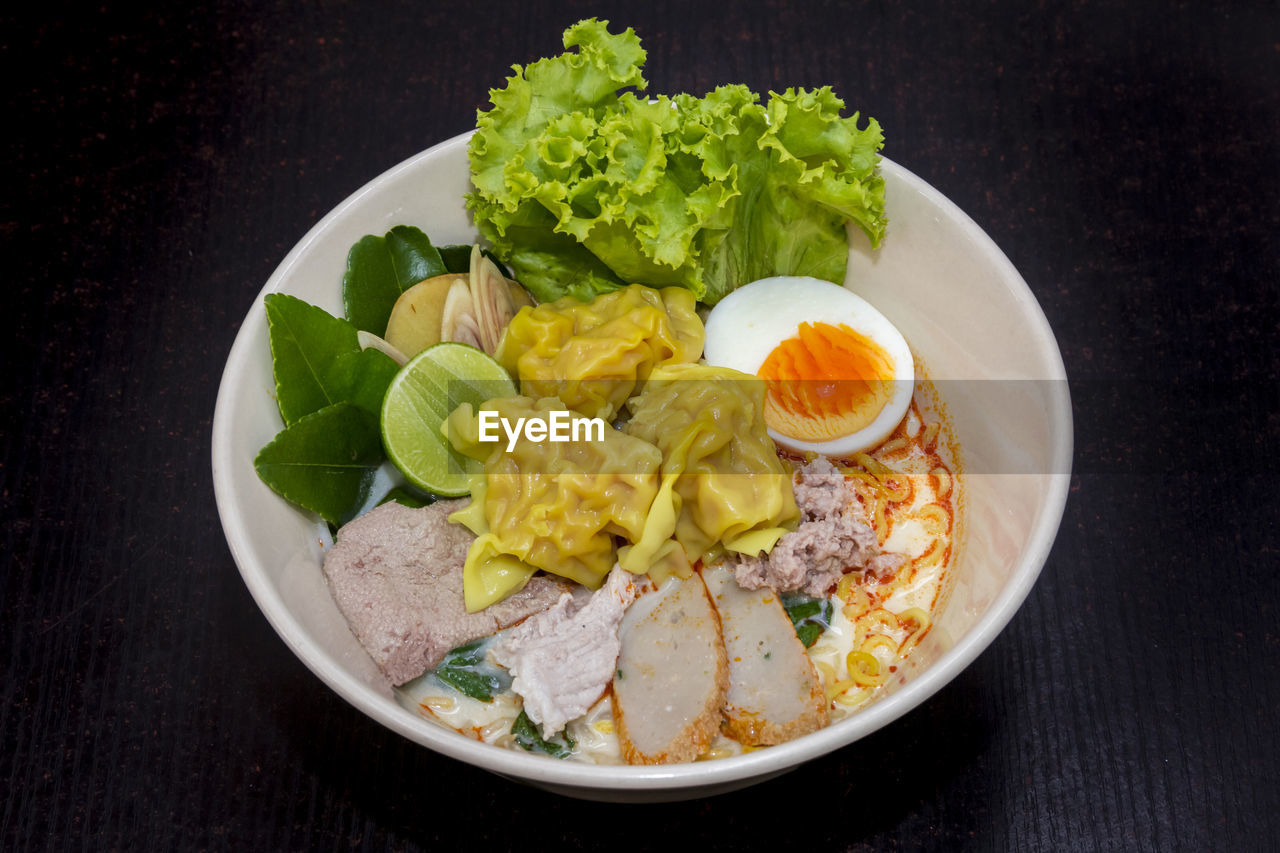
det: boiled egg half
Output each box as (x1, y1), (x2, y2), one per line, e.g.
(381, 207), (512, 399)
(703, 276), (914, 457)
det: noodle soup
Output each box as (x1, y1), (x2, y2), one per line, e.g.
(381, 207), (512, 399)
(398, 382), (960, 764)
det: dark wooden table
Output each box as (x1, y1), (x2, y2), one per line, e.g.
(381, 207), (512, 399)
(4, 2), (1277, 850)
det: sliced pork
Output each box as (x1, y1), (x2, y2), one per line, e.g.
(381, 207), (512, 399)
(611, 574), (729, 765)
(703, 563), (827, 745)
(491, 565), (640, 736)
(322, 500), (568, 685)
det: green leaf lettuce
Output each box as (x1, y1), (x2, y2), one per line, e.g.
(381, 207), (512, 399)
(467, 18), (886, 304)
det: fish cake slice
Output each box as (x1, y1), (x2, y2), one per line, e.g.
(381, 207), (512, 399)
(611, 574), (729, 765)
(703, 563), (828, 745)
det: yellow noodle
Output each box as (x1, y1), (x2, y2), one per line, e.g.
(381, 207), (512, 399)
(916, 503), (950, 536)
(849, 483), (882, 529)
(808, 641), (841, 659)
(860, 633), (899, 657)
(881, 477), (910, 504)
(846, 650), (885, 687)
(921, 420), (941, 449)
(815, 660), (837, 688)
(930, 465), (952, 499)
(827, 677), (858, 701)
(850, 585), (873, 615)
(481, 718), (512, 740)
(899, 633), (925, 657)
(842, 468), (881, 495)
(697, 747), (735, 761)
(877, 435), (910, 455)
(835, 688), (874, 707)
(593, 720), (615, 735)
(896, 607), (933, 655)
(853, 453), (911, 502)
(873, 496), (890, 542)
(843, 455), (909, 502)
(422, 696), (457, 714)
(838, 578), (872, 614)
(852, 452), (891, 479)
(897, 607), (932, 633)
(858, 608), (902, 636)
(912, 537), (946, 571)
(814, 660), (853, 701)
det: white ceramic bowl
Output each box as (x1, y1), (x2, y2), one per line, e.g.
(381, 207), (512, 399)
(212, 131), (1072, 802)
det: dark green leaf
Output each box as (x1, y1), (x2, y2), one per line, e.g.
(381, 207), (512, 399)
(253, 402), (384, 526)
(783, 598), (823, 622)
(794, 622), (823, 648)
(781, 592), (833, 649)
(343, 225), (447, 335)
(387, 225), (448, 284)
(377, 486), (435, 509)
(440, 640), (485, 668)
(330, 348), (399, 419)
(438, 244), (472, 274)
(436, 667), (500, 702)
(265, 293), (354, 424)
(342, 235), (397, 334)
(432, 640), (504, 702)
(439, 244), (512, 278)
(511, 709), (575, 759)
(264, 293), (398, 425)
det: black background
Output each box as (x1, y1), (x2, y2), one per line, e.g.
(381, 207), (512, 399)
(3, 2), (1277, 850)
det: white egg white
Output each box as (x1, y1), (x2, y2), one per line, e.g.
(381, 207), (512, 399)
(703, 276), (914, 456)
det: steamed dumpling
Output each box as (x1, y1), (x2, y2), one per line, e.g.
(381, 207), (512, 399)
(624, 363), (799, 570)
(447, 396), (664, 610)
(495, 284), (704, 420)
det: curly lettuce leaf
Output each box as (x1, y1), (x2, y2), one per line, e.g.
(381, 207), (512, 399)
(467, 193), (624, 303)
(466, 19), (886, 305)
(701, 88), (886, 304)
(469, 18), (647, 206)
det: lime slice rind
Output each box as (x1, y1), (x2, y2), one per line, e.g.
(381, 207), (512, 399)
(380, 342), (516, 498)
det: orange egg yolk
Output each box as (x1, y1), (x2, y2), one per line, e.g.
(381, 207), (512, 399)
(757, 322), (896, 442)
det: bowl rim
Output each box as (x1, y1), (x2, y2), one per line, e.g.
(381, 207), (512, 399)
(212, 130), (1073, 791)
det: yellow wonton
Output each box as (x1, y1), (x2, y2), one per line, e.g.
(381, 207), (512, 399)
(446, 396), (666, 611)
(624, 364), (800, 568)
(495, 284), (704, 421)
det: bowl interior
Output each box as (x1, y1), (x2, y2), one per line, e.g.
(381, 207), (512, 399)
(212, 132), (1071, 801)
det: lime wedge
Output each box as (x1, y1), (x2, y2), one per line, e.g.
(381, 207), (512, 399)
(380, 342), (516, 497)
